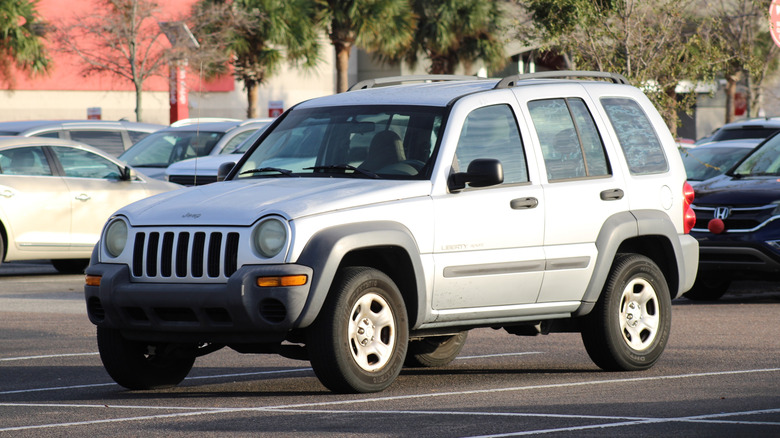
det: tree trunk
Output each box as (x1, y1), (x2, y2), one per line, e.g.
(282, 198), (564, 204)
(724, 71), (742, 124)
(246, 81), (258, 119)
(335, 41), (351, 93)
(135, 81), (143, 122)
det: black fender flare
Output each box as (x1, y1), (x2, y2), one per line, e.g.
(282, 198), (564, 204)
(293, 221), (427, 328)
(576, 210), (684, 316)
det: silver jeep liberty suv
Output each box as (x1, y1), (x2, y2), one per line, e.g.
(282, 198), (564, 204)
(85, 71), (698, 393)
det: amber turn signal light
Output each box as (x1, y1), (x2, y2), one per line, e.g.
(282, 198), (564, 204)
(85, 275), (102, 287)
(256, 275), (308, 287)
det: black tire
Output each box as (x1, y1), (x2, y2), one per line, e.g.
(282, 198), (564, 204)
(683, 275), (730, 301)
(405, 332), (468, 368)
(51, 259), (89, 274)
(306, 266), (409, 393)
(581, 254), (671, 371)
(97, 327), (195, 390)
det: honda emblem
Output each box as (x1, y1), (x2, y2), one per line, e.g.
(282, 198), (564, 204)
(713, 206), (731, 220)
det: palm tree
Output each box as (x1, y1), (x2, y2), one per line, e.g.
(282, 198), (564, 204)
(0, 0), (50, 89)
(314, 0), (415, 93)
(403, 0), (506, 75)
(191, 0), (320, 118)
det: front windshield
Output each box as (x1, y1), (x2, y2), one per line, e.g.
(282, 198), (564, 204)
(681, 147), (751, 181)
(235, 105), (444, 180)
(732, 134), (780, 176)
(119, 130), (225, 167)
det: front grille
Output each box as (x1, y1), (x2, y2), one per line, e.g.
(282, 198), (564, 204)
(168, 175), (218, 186)
(132, 230), (240, 280)
(691, 204), (778, 232)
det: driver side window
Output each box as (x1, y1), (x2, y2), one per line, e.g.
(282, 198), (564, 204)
(455, 105), (528, 185)
(50, 147), (123, 179)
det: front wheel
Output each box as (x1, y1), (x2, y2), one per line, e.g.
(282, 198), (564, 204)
(307, 267), (409, 393)
(581, 254), (671, 371)
(97, 327), (195, 390)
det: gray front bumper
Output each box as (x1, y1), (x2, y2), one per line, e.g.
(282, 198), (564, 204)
(84, 262), (313, 344)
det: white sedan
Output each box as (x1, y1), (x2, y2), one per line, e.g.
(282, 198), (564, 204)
(0, 137), (180, 273)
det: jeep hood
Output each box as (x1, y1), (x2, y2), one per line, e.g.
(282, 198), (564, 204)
(694, 174), (780, 205)
(117, 178), (432, 226)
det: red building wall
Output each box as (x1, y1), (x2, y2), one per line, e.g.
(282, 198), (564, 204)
(14, 0), (233, 93)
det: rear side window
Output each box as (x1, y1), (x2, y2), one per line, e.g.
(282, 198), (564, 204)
(221, 130), (256, 153)
(128, 130), (152, 144)
(0, 146), (52, 176)
(69, 130), (125, 157)
(528, 98), (610, 181)
(32, 131), (61, 139)
(601, 97), (668, 175)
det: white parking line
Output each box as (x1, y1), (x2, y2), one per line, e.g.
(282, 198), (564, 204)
(1, 368), (778, 432)
(463, 408), (780, 437)
(0, 350), (532, 395)
(0, 352), (98, 362)
(0, 368), (313, 395)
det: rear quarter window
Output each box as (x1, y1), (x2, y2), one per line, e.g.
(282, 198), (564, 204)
(601, 97), (668, 175)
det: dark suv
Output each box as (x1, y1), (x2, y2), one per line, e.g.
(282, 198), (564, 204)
(689, 131), (780, 299)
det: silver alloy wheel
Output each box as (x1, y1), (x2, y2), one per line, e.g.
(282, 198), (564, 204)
(348, 292), (396, 371)
(619, 277), (659, 351)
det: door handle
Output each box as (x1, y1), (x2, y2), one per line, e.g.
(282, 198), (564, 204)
(75, 193), (91, 202)
(510, 197), (539, 210)
(600, 188), (624, 201)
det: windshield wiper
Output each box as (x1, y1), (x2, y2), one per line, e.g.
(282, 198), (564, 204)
(239, 167), (294, 176)
(304, 164), (378, 178)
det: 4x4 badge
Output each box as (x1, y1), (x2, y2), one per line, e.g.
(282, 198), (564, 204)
(714, 207), (731, 219)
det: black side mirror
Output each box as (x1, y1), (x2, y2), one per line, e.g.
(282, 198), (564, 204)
(448, 158), (504, 191)
(217, 162), (236, 182)
(120, 166), (136, 181)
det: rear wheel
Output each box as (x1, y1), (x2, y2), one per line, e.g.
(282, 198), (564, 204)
(581, 254), (671, 371)
(405, 332), (468, 367)
(683, 275), (730, 301)
(307, 266), (408, 393)
(97, 327), (195, 390)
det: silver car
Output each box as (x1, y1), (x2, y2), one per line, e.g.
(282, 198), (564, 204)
(0, 120), (164, 157)
(0, 137), (180, 273)
(119, 119), (272, 180)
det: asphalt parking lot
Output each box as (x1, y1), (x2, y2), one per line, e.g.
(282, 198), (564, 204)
(1, 261), (779, 437)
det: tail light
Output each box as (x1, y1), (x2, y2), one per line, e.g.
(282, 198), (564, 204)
(683, 181), (696, 233)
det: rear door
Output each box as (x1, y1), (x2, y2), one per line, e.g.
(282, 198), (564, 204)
(512, 83), (629, 303)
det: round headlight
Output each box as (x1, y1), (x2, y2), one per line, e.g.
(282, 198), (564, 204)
(254, 218), (287, 258)
(105, 219), (128, 258)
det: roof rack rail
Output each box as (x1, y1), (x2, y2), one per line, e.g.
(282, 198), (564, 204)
(348, 74), (484, 91)
(495, 71), (629, 89)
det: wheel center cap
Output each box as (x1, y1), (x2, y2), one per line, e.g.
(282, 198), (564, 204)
(355, 318), (375, 346)
(625, 301), (641, 327)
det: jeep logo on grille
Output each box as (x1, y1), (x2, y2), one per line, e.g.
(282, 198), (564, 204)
(713, 207), (731, 219)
